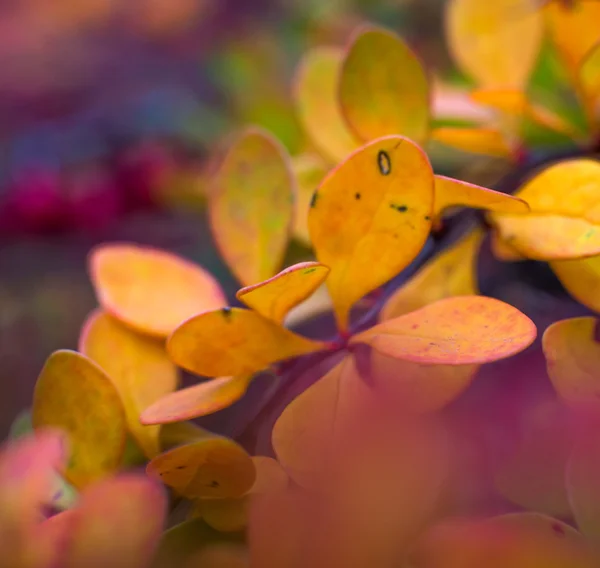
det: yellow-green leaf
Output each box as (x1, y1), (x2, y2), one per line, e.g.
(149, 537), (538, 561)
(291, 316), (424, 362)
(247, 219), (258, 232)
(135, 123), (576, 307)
(236, 262), (329, 324)
(146, 436), (255, 500)
(209, 127), (295, 286)
(308, 135), (434, 331)
(340, 26), (430, 144)
(490, 159), (600, 260)
(293, 47), (359, 163)
(381, 229), (482, 320)
(32, 350), (127, 488)
(353, 296), (536, 364)
(79, 310), (179, 458)
(580, 42), (600, 107)
(446, 0), (543, 89)
(89, 243), (226, 338)
(140, 376), (253, 425)
(167, 308), (325, 377)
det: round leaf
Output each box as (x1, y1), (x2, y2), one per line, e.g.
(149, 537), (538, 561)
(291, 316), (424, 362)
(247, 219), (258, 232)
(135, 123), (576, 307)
(552, 254), (600, 313)
(62, 475), (167, 568)
(146, 436), (256, 500)
(167, 308), (325, 378)
(294, 47), (359, 163)
(308, 135), (434, 331)
(209, 127), (295, 286)
(340, 26), (430, 145)
(353, 296), (536, 364)
(543, 316), (600, 407)
(413, 513), (597, 568)
(491, 159), (600, 260)
(446, 0), (543, 89)
(140, 376), (253, 425)
(32, 350), (127, 488)
(89, 243), (226, 338)
(79, 310), (179, 458)
(236, 262), (329, 324)
(381, 228), (482, 320)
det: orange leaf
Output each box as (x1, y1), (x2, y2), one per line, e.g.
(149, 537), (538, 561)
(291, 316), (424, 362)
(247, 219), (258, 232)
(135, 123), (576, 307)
(62, 475), (167, 568)
(551, 255), (600, 312)
(89, 243), (226, 338)
(567, 429), (600, 545)
(433, 175), (529, 221)
(147, 436), (255, 500)
(167, 308), (325, 377)
(140, 375), (252, 425)
(236, 262), (329, 324)
(292, 154), (328, 245)
(493, 397), (574, 517)
(79, 310), (179, 458)
(308, 135), (434, 331)
(544, 1), (600, 73)
(248, 456), (289, 495)
(209, 127), (295, 286)
(294, 47), (359, 163)
(412, 512), (597, 568)
(470, 88), (581, 139)
(445, 0), (543, 89)
(32, 350), (127, 488)
(340, 26), (430, 145)
(543, 316), (600, 408)
(381, 229), (482, 320)
(370, 351), (479, 414)
(490, 229), (527, 261)
(352, 296), (536, 364)
(431, 127), (514, 158)
(490, 159), (600, 260)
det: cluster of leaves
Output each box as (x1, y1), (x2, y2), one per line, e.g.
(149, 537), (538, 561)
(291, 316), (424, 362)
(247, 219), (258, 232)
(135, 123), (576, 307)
(6, 0), (600, 566)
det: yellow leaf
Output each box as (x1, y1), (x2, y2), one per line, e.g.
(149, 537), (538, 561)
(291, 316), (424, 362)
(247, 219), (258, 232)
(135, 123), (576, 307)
(340, 26), (430, 145)
(370, 351), (479, 413)
(552, 254), (600, 311)
(294, 47), (359, 163)
(167, 308), (325, 377)
(545, 1), (600, 73)
(490, 229), (527, 261)
(146, 436), (255, 500)
(140, 376), (253, 425)
(32, 350), (127, 488)
(580, 42), (600, 121)
(352, 296), (536, 364)
(209, 127), (295, 286)
(543, 316), (600, 407)
(248, 456), (289, 495)
(433, 175), (529, 222)
(62, 475), (167, 568)
(79, 310), (179, 458)
(493, 397), (574, 517)
(159, 421), (213, 452)
(413, 512), (597, 568)
(491, 159), (600, 260)
(236, 262), (329, 324)
(89, 243), (226, 338)
(381, 229), (483, 320)
(431, 127), (514, 158)
(567, 427), (600, 546)
(292, 154), (328, 245)
(445, 0), (543, 89)
(308, 135), (434, 331)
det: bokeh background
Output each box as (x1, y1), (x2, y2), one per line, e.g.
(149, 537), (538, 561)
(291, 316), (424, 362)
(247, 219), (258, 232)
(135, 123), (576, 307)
(0, 0), (452, 436)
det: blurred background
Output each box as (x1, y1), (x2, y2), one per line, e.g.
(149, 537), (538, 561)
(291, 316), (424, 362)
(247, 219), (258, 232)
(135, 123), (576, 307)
(0, 0), (450, 436)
